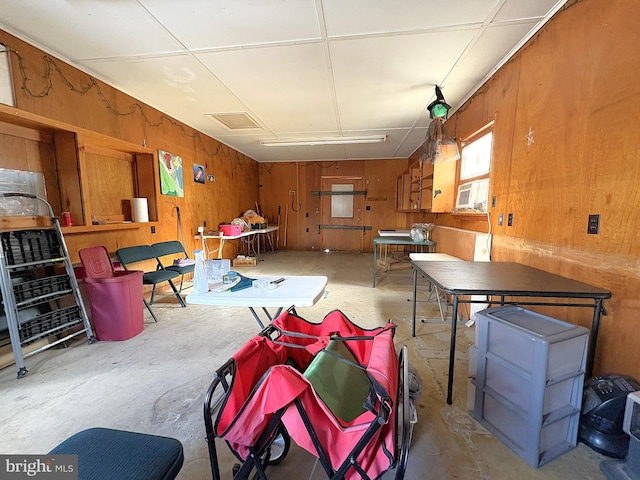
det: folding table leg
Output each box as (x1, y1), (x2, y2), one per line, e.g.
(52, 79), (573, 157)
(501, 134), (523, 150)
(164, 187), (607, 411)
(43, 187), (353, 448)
(247, 307), (284, 329)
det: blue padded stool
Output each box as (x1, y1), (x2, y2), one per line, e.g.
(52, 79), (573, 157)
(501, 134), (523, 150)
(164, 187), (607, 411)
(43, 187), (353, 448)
(48, 427), (184, 480)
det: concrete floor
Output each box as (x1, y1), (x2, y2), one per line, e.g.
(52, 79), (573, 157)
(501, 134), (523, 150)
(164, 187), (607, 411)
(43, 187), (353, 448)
(0, 251), (608, 479)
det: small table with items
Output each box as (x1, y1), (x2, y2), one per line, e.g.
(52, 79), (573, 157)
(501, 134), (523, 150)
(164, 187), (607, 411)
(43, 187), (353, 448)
(186, 275), (328, 328)
(197, 226), (279, 259)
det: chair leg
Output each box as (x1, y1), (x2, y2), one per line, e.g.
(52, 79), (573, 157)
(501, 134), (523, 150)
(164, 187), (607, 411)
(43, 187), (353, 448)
(150, 284), (157, 305)
(168, 280), (187, 307)
(178, 274), (194, 293)
(144, 299), (158, 322)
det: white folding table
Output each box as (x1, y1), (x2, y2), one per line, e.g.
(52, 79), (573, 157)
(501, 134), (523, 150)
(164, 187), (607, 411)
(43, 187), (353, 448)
(197, 226), (279, 259)
(185, 275), (328, 328)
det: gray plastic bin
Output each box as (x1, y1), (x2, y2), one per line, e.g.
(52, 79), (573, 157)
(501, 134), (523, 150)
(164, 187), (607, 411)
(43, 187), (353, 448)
(471, 305), (589, 468)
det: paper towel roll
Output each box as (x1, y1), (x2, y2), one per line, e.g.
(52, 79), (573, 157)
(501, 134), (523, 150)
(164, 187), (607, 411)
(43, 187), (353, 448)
(132, 197), (149, 222)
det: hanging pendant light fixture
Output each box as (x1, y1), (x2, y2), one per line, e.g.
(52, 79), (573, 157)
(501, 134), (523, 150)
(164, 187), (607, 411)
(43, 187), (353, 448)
(426, 85), (451, 119)
(420, 86), (460, 163)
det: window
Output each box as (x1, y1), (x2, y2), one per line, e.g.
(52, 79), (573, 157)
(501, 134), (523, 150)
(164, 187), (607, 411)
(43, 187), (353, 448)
(455, 122), (493, 212)
(331, 184), (354, 218)
(0, 44), (14, 106)
(460, 126), (493, 181)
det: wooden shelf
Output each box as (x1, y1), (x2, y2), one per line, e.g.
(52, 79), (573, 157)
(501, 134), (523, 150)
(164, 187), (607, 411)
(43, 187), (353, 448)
(61, 222), (155, 235)
(0, 104), (158, 227)
(0, 104), (151, 153)
(396, 158), (458, 213)
(452, 211), (489, 218)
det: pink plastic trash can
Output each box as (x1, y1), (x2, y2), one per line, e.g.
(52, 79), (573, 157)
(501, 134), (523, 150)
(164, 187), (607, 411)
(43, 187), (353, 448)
(79, 246), (145, 341)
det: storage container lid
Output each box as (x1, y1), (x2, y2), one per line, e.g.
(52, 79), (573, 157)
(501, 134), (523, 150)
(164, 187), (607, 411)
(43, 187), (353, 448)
(79, 246), (115, 279)
(481, 305), (587, 337)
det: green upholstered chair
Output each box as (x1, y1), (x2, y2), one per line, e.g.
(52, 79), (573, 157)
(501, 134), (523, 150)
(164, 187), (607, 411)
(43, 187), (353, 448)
(116, 245), (186, 320)
(151, 240), (195, 293)
(49, 427), (183, 480)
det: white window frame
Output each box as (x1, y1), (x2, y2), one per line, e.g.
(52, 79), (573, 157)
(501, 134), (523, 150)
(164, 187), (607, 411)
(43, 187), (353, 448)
(459, 121), (494, 182)
(0, 44), (15, 107)
(331, 184), (354, 218)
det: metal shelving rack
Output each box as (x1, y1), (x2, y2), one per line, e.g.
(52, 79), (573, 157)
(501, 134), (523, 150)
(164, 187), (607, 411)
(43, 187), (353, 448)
(0, 193), (95, 378)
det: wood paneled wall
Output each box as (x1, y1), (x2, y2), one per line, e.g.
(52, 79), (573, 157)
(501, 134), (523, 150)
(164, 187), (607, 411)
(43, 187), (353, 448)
(0, 30), (258, 260)
(258, 159), (409, 251)
(261, 0), (640, 379)
(416, 0), (639, 378)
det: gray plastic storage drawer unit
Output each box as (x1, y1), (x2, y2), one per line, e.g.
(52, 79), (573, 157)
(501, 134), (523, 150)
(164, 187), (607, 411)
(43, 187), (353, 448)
(471, 305), (589, 468)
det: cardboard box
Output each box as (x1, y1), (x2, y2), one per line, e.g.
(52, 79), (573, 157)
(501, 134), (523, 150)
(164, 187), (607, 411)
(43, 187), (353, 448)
(232, 256), (257, 267)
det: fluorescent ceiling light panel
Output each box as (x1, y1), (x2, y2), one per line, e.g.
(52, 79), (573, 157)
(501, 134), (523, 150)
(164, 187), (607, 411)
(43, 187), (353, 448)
(261, 135), (386, 147)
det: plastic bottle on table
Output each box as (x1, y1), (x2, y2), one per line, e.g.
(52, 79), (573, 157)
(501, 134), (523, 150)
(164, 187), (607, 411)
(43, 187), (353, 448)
(193, 249), (209, 294)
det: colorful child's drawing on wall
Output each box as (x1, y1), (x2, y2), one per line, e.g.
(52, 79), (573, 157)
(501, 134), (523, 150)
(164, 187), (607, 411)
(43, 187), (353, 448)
(159, 150), (184, 197)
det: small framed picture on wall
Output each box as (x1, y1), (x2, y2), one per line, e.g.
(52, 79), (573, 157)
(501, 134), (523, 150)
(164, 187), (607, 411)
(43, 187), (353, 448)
(193, 164), (205, 184)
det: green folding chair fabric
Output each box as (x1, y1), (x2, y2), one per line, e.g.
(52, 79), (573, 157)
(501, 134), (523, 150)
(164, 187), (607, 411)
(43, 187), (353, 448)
(303, 339), (371, 423)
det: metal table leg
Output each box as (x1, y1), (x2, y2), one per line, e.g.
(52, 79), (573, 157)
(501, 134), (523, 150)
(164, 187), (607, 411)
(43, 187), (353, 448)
(373, 244), (378, 287)
(586, 298), (604, 378)
(446, 295), (459, 405)
(412, 267), (418, 337)
(248, 306), (283, 329)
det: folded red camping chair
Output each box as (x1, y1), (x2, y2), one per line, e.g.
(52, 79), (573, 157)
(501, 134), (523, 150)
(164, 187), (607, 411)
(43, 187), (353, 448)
(203, 308), (410, 480)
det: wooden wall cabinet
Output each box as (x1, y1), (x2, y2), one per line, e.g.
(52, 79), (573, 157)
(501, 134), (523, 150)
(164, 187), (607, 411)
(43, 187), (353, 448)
(396, 159), (456, 213)
(0, 104), (157, 233)
(431, 159), (457, 213)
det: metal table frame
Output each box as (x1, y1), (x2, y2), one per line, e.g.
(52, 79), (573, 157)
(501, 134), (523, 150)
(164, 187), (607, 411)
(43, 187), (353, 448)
(198, 226), (279, 259)
(410, 261), (611, 405)
(372, 236), (435, 287)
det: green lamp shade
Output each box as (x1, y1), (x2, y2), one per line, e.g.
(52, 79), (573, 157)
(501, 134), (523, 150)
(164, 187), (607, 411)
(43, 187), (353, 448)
(431, 103), (449, 118)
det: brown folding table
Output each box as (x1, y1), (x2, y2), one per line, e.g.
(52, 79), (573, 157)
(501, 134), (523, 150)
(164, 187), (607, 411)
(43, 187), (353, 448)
(410, 261), (611, 405)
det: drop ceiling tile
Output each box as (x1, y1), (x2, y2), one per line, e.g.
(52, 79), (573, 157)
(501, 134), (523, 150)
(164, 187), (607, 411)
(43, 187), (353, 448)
(196, 43), (338, 133)
(83, 55), (248, 132)
(494, 0), (567, 22)
(0, 0), (183, 60)
(323, 0), (499, 36)
(330, 29), (478, 131)
(0, 0), (565, 162)
(394, 128), (431, 158)
(447, 21), (541, 94)
(140, 0), (322, 49)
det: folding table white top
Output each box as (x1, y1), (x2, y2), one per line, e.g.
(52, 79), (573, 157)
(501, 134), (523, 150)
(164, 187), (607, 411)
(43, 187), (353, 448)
(185, 275), (327, 308)
(409, 253), (462, 262)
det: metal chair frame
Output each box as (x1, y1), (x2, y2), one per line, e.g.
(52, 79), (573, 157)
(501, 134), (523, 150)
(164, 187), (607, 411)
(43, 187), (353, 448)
(152, 240), (195, 293)
(115, 245), (186, 319)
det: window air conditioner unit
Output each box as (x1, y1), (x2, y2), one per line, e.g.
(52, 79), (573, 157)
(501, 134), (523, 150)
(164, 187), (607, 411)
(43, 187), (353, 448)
(455, 178), (490, 212)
